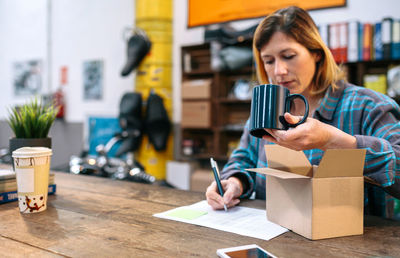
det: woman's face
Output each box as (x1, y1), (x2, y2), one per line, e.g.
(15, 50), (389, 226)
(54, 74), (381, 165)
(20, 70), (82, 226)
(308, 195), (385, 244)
(260, 31), (319, 95)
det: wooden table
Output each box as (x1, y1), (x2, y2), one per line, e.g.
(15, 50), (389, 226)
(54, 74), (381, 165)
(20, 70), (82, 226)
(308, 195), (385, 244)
(0, 172), (399, 257)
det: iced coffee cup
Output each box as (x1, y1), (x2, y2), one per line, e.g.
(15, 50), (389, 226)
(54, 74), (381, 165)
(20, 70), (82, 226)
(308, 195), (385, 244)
(12, 147), (52, 213)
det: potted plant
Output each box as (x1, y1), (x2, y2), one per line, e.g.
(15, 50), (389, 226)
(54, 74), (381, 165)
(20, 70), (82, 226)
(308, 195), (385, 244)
(7, 97), (59, 156)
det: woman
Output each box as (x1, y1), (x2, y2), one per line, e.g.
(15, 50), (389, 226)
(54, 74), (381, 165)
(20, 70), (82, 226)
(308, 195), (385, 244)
(206, 6), (400, 218)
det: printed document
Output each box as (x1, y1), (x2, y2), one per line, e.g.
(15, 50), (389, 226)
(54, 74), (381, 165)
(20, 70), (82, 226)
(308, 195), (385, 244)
(153, 200), (288, 241)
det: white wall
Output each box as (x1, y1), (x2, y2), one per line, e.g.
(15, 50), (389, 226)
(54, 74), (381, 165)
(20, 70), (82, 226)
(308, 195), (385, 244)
(0, 0), (399, 125)
(51, 0), (134, 122)
(0, 0), (134, 123)
(0, 0), (48, 115)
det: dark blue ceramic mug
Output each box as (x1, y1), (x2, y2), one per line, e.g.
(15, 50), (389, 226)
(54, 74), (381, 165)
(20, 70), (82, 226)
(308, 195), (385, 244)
(249, 84), (309, 138)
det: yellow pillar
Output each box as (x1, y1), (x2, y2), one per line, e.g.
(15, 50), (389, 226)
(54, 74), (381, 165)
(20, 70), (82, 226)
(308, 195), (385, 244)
(135, 0), (173, 180)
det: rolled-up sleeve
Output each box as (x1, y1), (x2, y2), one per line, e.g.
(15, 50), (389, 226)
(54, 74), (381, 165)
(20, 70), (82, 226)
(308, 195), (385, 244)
(220, 120), (261, 198)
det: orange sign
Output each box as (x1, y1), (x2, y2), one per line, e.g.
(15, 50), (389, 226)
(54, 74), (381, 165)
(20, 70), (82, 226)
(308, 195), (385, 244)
(188, 0), (346, 27)
(60, 66), (68, 85)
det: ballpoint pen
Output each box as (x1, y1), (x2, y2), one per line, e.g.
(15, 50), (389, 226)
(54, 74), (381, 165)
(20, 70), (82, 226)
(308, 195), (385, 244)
(210, 157), (228, 212)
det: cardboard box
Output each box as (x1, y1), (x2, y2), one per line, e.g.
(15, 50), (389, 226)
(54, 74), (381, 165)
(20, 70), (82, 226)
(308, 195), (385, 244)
(181, 101), (211, 128)
(248, 145), (366, 240)
(190, 169), (214, 193)
(182, 79), (212, 99)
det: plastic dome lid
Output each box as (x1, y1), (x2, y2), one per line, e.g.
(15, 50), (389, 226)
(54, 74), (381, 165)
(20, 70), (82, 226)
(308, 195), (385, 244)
(12, 147), (52, 158)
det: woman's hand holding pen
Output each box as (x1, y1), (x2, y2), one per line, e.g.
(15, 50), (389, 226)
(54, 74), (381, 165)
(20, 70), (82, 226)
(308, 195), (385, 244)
(206, 177), (243, 210)
(263, 113), (357, 151)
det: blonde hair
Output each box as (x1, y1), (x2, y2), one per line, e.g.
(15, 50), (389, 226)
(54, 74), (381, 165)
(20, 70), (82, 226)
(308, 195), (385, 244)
(253, 6), (346, 95)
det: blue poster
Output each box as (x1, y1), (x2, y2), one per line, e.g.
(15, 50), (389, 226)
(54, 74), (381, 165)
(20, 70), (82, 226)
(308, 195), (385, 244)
(88, 117), (121, 157)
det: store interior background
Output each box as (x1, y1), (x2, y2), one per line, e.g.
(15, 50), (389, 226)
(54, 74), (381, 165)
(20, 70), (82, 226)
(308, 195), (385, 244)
(0, 0), (399, 174)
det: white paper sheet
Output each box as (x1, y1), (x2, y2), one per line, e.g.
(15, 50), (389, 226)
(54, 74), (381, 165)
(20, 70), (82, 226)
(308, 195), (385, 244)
(153, 200), (288, 241)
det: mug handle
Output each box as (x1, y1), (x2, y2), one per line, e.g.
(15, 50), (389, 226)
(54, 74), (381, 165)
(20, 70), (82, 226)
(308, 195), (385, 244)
(285, 94), (309, 127)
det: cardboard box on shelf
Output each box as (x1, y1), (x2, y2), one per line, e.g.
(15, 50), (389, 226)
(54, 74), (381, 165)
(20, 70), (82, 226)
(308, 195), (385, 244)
(248, 145), (366, 240)
(181, 101), (211, 128)
(182, 79), (212, 99)
(190, 169), (214, 193)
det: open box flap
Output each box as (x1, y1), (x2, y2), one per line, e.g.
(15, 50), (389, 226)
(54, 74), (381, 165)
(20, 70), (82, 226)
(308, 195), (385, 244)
(246, 168), (310, 179)
(264, 145), (313, 176)
(315, 149), (366, 178)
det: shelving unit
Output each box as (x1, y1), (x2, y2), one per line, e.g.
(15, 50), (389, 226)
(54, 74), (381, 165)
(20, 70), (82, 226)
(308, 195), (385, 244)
(345, 59), (400, 105)
(345, 60), (400, 86)
(180, 42), (255, 161)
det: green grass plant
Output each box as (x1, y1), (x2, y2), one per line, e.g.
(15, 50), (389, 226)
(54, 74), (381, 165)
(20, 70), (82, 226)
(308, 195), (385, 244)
(7, 98), (59, 138)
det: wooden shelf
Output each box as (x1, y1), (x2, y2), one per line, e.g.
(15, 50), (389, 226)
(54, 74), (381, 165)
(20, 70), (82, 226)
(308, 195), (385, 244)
(183, 70), (214, 76)
(219, 98), (251, 104)
(180, 43), (253, 161)
(345, 59), (400, 65)
(345, 59), (400, 85)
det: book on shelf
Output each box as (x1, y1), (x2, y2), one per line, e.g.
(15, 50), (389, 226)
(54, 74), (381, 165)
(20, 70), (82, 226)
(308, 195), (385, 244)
(321, 16), (400, 63)
(348, 21), (361, 62)
(382, 18), (393, 60)
(339, 22), (348, 63)
(0, 184), (56, 204)
(358, 22), (364, 61)
(329, 23), (341, 63)
(374, 22), (383, 61)
(392, 19), (400, 59)
(362, 23), (373, 61)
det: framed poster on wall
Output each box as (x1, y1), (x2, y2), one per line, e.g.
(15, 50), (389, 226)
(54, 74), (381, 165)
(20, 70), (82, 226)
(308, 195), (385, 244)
(13, 60), (42, 96)
(188, 0), (346, 27)
(83, 60), (103, 100)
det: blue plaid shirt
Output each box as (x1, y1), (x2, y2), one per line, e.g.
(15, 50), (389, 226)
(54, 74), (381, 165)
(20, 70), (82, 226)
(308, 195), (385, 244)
(221, 81), (400, 219)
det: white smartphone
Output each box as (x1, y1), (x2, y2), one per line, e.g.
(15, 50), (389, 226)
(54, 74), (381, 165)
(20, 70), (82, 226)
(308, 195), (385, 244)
(216, 244), (277, 258)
